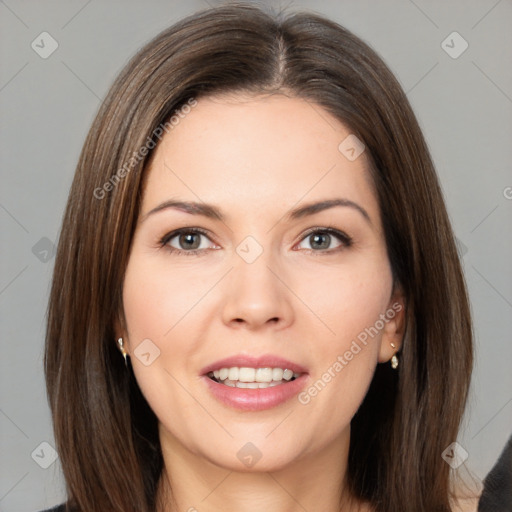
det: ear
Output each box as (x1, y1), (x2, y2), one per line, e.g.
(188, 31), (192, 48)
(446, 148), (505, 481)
(378, 283), (406, 364)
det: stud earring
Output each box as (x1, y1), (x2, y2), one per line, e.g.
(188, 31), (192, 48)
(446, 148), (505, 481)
(117, 337), (128, 367)
(389, 343), (399, 369)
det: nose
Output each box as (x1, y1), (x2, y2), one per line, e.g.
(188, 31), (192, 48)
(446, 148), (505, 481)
(221, 248), (295, 331)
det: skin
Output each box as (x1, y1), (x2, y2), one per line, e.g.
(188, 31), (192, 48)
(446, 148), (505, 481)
(116, 93), (406, 512)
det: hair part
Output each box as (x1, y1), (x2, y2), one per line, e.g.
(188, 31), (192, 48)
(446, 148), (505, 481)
(45, 3), (473, 511)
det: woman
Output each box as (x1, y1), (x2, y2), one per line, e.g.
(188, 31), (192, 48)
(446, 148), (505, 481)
(42, 3), (477, 511)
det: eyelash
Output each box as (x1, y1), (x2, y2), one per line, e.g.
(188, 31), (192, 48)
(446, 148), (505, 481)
(158, 226), (353, 257)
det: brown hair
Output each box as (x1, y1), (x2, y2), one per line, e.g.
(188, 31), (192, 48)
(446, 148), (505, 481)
(44, 3), (473, 511)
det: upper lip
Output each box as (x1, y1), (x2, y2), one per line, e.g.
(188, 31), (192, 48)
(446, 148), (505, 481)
(200, 354), (308, 375)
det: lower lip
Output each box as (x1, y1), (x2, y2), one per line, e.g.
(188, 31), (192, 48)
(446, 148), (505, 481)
(202, 374), (309, 411)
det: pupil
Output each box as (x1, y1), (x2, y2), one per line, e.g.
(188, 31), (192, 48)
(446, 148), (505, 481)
(311, 233), (330, 250)
(180, 233), (200, 250)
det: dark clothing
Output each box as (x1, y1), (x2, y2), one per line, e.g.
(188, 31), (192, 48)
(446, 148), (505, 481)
(478, 434), (512, 511)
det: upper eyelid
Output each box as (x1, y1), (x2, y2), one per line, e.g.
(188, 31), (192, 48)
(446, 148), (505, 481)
(296, 227), (352, 249)
(161, 227), (215, 246)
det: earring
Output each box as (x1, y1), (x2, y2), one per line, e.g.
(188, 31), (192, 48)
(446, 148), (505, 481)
(390, 343), (398, 369)
(117, 337), (128, 367)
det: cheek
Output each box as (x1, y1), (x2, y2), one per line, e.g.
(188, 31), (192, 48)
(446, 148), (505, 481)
(306, 255), (392, 385)
(121, 255), (204, 434)
(298, 257), (392, 347)
(122, 251), (211, 343)
(295, 254), (392, 411)
(121, 248), (218, 385)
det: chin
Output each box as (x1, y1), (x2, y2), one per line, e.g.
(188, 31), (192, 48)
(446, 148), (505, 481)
(196, 437), (307, 473)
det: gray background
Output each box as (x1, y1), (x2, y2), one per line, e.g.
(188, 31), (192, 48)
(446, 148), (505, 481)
(1, 0), (511, 510)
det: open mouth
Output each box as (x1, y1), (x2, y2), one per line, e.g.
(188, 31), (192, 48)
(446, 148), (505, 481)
(207, 367), (301, 389)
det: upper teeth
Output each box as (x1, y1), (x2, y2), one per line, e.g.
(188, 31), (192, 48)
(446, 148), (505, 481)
(210, 367), (300, 383)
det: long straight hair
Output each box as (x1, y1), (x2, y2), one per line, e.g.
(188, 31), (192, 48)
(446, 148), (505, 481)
(44, 3), (473, 511)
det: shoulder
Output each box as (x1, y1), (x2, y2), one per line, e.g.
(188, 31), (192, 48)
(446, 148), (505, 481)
(450, 473), (482, 512)
(451, 494), (480, 512)
(478, 433), (512, 510)
(37, 504), (67, 512)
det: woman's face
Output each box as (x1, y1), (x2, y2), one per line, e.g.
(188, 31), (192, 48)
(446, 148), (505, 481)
(119, 93), (404, 472)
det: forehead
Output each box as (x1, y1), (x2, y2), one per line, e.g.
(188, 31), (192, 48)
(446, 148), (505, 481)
(141, 93), (378, 223)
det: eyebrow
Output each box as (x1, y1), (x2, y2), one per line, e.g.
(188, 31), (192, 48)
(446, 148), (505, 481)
(141, 198), (371, 225)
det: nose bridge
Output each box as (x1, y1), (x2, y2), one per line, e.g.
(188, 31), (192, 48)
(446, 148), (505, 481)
(234, 240), (276, 289)
(221, 236), (294, 328)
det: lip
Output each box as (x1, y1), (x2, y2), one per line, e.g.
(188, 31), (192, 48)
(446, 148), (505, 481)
(200, 354), (308, 375)
(202, 373), (309, 411)
(200, 354), (309, 412)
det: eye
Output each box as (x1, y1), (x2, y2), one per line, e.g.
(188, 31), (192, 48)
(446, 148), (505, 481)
(159, 228), (217, 256)
(158, 226), (352, 256)
(296, 227), (352, 253)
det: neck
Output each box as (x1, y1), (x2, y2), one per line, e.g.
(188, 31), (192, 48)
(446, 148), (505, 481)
(155, 424), (369, 512)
